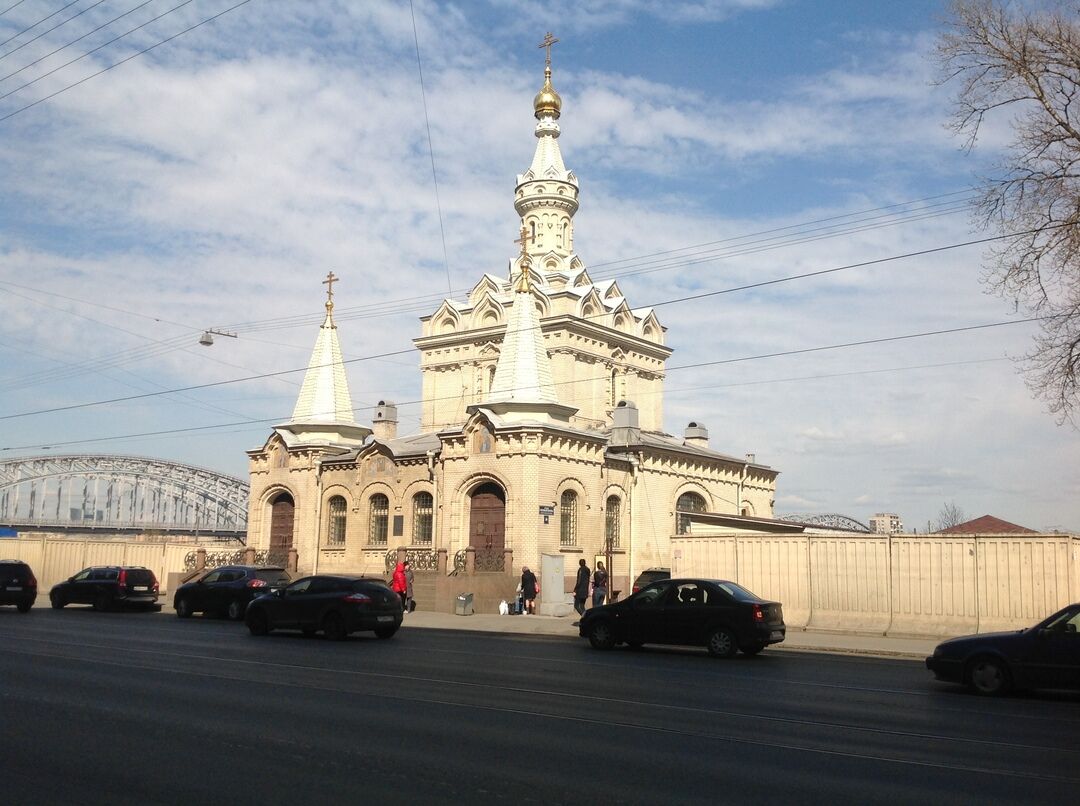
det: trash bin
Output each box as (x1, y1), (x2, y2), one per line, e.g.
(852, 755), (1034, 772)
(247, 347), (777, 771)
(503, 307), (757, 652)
(455, 592), (474, 616)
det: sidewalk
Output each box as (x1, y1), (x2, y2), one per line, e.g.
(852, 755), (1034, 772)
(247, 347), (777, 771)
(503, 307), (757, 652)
(401, 610), (938, 660)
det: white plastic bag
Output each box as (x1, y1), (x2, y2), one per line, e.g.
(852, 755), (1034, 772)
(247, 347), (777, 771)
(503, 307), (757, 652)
(498, 599), (509, 615)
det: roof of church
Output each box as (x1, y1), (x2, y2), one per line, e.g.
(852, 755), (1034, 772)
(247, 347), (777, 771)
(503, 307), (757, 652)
(937, 515), (1037, 534)
(620, 430), (773, 469)
(289, 292), (356, 426)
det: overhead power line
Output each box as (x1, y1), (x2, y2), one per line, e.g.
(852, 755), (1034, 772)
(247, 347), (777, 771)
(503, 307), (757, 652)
(0, 0), (254, 124)
(0, 0), (80, 50)
(0, 0), (106, 62)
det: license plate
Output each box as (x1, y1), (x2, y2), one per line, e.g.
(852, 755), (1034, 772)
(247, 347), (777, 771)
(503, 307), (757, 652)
(5, 586), (21, 591)
(377, 615), (393, 622)
(770, 630), (784, 640)
(133, 586), (148, 592)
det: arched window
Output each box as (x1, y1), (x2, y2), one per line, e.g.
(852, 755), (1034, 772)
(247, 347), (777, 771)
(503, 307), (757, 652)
(560, 490), (578, 547)
(605, 495), (621, 549)
(326, 496), (347, 546)
(368, 494), (389, 545)
(487, 365), (497, 394)
(412, 492), (433, 545)
(676, 492), (707, 535)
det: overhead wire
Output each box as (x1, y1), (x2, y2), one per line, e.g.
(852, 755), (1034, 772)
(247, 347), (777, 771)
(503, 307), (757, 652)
(0, 0), (159, 81)
(0, 0), (80, 50)
(0, 218), (1045, 421)
(0, 0), (254, 124)
(0, 0), (106, 61)
(409, 0), (453, 296)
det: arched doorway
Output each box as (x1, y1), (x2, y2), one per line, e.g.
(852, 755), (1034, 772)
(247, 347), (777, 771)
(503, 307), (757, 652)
(469, 482), (505, 550)
(269, 492), (295, 552)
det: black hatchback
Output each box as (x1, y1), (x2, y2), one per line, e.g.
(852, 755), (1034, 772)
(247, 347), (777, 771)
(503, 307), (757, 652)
(246, 574), (403, 641)
(173, 565), (292, 621)
(579, 578), (785, 657)
(49, 566), (160, 611)
(0, 559), (37, 613)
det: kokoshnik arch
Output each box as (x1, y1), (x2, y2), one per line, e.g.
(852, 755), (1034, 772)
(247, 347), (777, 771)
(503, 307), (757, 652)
(245, 36), (779, 593)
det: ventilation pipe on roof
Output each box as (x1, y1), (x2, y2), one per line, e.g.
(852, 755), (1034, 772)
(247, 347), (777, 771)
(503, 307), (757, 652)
(684, 421), (709, 448)
(373, 400), (398, 442)
(609, 400), (640, 447)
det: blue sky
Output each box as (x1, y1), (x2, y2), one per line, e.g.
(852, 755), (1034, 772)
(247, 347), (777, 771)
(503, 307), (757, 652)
(1, 0), (1076, 532)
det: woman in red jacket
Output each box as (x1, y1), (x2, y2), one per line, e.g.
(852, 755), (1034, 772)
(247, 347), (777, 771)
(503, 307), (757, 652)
(391, 562), (407, 610)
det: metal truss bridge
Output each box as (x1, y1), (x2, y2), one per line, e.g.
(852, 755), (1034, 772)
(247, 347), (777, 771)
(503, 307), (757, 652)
(0, 455), (248, 535)
(779, 513), (871, 533)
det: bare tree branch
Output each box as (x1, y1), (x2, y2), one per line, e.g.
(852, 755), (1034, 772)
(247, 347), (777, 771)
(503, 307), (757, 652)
(938, 0), (1080, 423)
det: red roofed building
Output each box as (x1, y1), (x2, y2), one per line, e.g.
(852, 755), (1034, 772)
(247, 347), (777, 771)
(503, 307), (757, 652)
(938, 515), (1037, 535)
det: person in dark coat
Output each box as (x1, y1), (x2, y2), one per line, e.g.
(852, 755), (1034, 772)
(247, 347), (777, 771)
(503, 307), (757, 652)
(573, 558), (590, 618)
(403, 560), (415, 614)
(521, 566), (539, 615)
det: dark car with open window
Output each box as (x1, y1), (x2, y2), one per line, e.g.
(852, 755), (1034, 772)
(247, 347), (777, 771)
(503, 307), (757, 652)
(245, 574), (403, 641)
(49, 566), (160, 611)
(173, 565), (292, 620)
(579, 578), (785, 657)
(0, 559), (37, 613)
(926, 602), (1080, 696)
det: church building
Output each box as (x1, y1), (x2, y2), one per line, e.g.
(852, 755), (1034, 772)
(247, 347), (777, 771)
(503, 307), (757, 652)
(245, 39), (779, 600)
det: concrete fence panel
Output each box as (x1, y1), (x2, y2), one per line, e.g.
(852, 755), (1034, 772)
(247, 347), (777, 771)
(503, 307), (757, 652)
(889, 537), (977, 637)
(808, 537), (889, 633)
(977, 536), (1073, 631)
(737, 536), (810, 628)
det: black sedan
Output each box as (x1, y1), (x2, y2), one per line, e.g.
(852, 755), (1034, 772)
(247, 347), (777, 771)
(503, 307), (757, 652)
(926, 602), (1080, 696)
(245, 574), (403, 641)
(579, 578), (785, 657)
(173, 565), (292, 620)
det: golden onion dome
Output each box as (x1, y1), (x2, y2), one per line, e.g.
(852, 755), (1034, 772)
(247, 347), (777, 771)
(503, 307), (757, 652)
(533, 68), (561, 119)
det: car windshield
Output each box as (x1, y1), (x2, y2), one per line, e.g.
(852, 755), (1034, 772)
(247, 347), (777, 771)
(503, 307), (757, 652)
(714, 581), (760, 602)
(1045, 608), (1080, 633)
(255, 569), (290, 584)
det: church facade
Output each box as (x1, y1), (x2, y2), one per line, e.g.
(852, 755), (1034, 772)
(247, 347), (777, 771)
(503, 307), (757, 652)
(245, 42), (779, 598)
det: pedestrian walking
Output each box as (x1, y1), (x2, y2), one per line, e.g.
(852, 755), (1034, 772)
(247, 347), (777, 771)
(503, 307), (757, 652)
(404, 560), (415, 613)
(391, 561), (407, 611)
(573, 558), (590, 620)
(592, 561), (608, 607)
(521, 565), (539, 615)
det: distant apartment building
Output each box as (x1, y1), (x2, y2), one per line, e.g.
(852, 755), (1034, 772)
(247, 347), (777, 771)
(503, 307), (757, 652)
(869, 513), (903, 534)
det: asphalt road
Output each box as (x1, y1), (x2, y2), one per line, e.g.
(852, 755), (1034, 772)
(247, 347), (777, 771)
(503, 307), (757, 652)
(1, 606), (1076, 805)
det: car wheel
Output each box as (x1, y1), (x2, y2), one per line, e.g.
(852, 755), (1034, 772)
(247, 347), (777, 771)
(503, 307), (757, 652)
(967, 656), (1011, 697)
(740, 643), (766, 656)
(50, 592), (65, 609)
(175, 597), (193, 618)
(587, 620), (616, 650)
(706, 627), (738, 658)
(374, 625), (398, 639)
(16, 600), (32, 613)
(246, 609), (270, 636)
(322, 612), (347, 641)
(226, 600), (244, 621)
(93, 593), (111, 613)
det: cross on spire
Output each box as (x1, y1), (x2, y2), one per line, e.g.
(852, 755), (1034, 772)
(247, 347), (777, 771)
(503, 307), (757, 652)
(538, 32), (558, 68)
(323, 271), (338, 301)
(513, 225), (535, 293)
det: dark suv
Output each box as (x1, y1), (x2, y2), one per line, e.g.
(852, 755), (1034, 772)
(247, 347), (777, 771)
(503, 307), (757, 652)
(50, 566), (160, 611)
(246, 574), (403, 640)
(0, 560), (37, 613)
(632, 567), (670, 594)
(174, 565), (292, 620)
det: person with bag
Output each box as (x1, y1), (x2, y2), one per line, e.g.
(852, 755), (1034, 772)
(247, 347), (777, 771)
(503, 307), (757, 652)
(403, 560), (415, 613)
(573, 558), (590, 620)
(592, 561), (608, 608)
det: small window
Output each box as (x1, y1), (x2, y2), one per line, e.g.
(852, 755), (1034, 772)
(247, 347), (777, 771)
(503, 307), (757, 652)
(560, 490), (578, 547)
(327, 496), (347, 546)
(201, 570), (222, 584)
(368, 494), (389, 546)
(413, 492), (433, 545)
